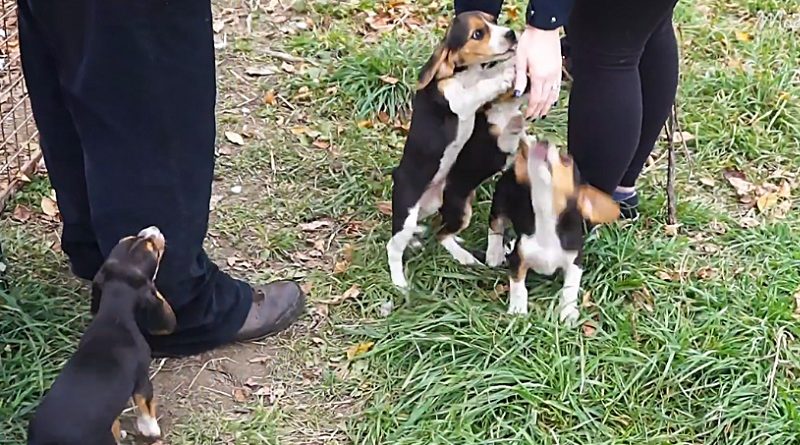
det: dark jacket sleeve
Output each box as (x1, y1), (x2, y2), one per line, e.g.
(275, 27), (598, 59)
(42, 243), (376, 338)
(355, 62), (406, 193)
(526, 0), (575, 30)
(454, 0), (574, 31)
(454, 0), (503, 19)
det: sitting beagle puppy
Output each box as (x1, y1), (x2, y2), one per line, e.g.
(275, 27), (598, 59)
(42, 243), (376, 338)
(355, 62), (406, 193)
(387, 11), (519, 289)
(487, 138), (620, 324)
(28, 226), (176, 445)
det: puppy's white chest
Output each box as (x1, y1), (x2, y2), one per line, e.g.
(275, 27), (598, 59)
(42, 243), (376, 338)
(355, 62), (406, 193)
(518, 233), (570, 276)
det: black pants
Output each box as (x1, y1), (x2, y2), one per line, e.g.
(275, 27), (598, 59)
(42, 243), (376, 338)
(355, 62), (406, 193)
(17, 0), (251, 357)
(567, 0), (679, 194)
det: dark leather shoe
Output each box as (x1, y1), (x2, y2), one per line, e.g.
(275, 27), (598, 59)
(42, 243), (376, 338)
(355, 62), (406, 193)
(235, 280), (306, 341)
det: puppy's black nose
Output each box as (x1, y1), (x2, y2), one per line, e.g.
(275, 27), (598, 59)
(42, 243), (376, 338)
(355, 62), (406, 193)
(505, 30), (517, 43)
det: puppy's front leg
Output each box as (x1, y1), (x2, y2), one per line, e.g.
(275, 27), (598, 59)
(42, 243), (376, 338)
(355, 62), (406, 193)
(559, 262), (583, 326)
(507, 247), (528, 314)
(444, 65), (515, 118)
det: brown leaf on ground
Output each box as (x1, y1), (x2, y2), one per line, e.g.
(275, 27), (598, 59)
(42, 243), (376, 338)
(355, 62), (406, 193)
(245, 65), (277, 77)
(735, 30), (754, 42)
(40, 196), (59, 217)
(581, 290), (594, 308)
(320, 284), (360, 305)
(723, 168), (754, 196)
(377, 201), (392, 215)
(664, 224), (681, 237)
(299, 219), (332, 231)
(346, 341), (374, 360)
(581, 322), (597, 337)
(12, 205), (32, 222)
(738, 216), (760, 229)
(379, 75), (399, 85)
(699, 177), (715, 187)
(312, 139), (331, 150)
(357, 120), (373, 129)
(377, 111), (390, 124)
(333, 244), (354, 274)
(224, 131), (245, 145)
(756, 192), (778, 213)
(232, 387), (250, 403)
(263, 90), (277, 105)
(696, 266), (717, 280)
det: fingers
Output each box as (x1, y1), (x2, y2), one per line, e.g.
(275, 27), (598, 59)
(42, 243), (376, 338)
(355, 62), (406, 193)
(526, 74), (548, 119)
(513, 50), (528, 97)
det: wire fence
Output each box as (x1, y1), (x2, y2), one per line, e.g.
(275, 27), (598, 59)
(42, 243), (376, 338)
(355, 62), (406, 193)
(0, 0), (40, 212)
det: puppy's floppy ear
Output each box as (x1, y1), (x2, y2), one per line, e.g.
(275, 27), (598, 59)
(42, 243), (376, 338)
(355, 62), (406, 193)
(577, 185), (620, 224)
(139, 283), (177, 336)
(90, 268), (105, 315)
(513, 137), (531, 184)
(417, 43), (454, 91)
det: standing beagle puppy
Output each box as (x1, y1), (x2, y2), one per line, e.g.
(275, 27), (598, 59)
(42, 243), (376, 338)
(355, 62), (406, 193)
(388, 11), (519, 289)
(487, 138), (620, 324)
(28, 227), (176, 445)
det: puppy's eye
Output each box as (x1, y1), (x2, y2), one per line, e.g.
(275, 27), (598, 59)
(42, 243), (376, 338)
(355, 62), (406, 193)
(472, 30), (484, 40)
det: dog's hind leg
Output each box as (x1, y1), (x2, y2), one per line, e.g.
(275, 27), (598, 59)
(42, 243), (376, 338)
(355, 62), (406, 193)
(387, 170), (428, 290)
(133, 378), (161, 438)
(111, 418), (127, 444)
(438, 188), (482, 265)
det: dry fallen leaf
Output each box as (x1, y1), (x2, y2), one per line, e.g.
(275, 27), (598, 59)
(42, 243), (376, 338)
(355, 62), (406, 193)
(232, 388), (249, 403)
(263, 90), (277, 106)
(12, 205), (32, 222)
(377, 201), (392, 215)
(357, 120), (373, 129)
(699, 177), (715, 187)
(280, 62), (295, 73)
(379, 75), (399, 85)
(333, 244), (354, 274)
(726, 176), (754, 196)
(631, 288), (654, 313)
(738, 216), (760, 228)
(778, 181), (792, 198)
(245, 66), (277, 77)
(299, 220), (331, 231)
(664, 224), (681, 237)
(735, 30), (754, 42)
(224, 131), (245, 146)
(756, 192), (778, 212)
(248, 356), (271, 364)
(581, 290), (594, 309)
(312, 140), (331, 150)
(696, 266), (717, 280)
(377, 111), (390, 124)
(656, 270), (677, 281)
(40, 196), (59, 217)
(346, 341), (375, 360)
(581, 322), (597, 337)
(320, 284), (360, 305)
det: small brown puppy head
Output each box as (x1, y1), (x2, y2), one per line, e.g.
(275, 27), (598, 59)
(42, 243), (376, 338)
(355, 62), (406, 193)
(417, 11), (517, 90)
(519, 138), (620, 224)
(91, 226), (177, 336)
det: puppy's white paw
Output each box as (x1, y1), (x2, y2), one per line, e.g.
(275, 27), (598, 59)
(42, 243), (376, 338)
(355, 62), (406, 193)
(137, 415), (161, 438)
(507, 300), (528, 315)
(441, 236), (482, 266)
(408, 237), (423, 249)
(559, 305), (580, 327)
(391, 273), (408, 291)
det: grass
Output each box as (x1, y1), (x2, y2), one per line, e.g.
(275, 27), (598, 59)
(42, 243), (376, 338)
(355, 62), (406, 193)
(3, 0), (800, 443)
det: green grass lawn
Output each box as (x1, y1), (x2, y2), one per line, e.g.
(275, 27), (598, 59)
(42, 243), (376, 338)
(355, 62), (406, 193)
(3, 0), (800, 443)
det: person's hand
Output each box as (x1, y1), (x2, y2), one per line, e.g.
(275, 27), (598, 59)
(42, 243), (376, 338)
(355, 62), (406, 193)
(513, 25), (562, 119)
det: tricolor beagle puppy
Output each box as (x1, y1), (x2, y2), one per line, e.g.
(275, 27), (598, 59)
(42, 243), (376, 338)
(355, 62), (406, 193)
(387, 11), (523, 289)
(28, 227), (176, 445)
(487, 138), (620, 324)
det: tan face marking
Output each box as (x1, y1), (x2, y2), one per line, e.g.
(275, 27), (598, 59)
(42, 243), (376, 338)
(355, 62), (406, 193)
(550, 152), (576, 216)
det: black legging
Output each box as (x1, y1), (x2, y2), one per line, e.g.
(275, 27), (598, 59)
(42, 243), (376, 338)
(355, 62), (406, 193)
(567, 0), (679, 194)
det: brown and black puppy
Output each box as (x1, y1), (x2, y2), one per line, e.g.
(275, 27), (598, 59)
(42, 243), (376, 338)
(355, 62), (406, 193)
(388, 11), (518, 290)
(487, 137), (620, 324)
(28, 226), (176, 445)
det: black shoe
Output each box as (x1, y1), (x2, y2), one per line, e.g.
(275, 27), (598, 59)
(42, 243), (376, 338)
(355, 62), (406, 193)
(616, 193), (640, 220)
(235, 280), (306, 342)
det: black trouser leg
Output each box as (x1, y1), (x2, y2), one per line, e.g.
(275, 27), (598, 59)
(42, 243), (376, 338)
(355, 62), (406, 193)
(18, 0), (252, 357)
(566, 0), (679, 194)
(17, 0), (103, 280)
